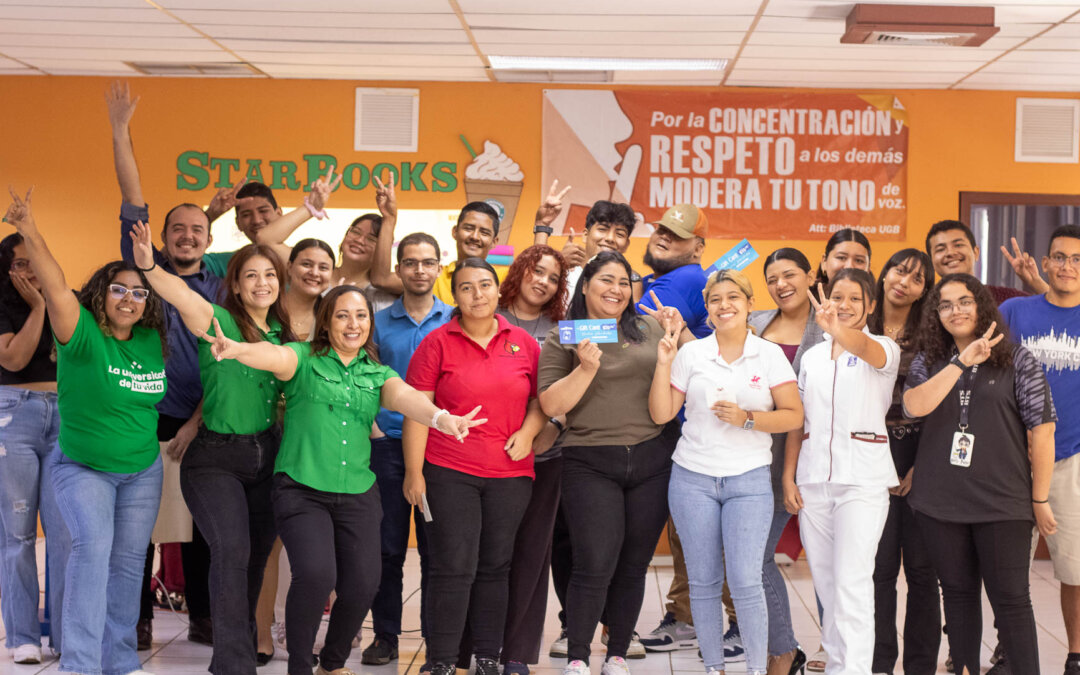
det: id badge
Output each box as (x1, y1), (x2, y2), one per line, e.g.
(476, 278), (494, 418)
(950, 431), (974, 467)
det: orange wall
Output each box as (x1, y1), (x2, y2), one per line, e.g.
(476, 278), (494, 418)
(2, 76), (1079, 302)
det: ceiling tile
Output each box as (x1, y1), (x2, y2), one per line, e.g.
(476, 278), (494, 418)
(0, 6), (171, 22)
(482, 44), (736, 59)
(232, 52), (482, 68)
(204, 25), (467, 43)
(217, 39), (476, 56)
(171, 9), (460, 29)
(256, 63), (489, 80)
(158, 0), (450, 11)
(0, 18), (196, 37)
(736, 56), (972, 73)
(458, 0), (763, 14)
(740, 44), (999, 62)
(465, 13), (753, 31)
(0, 34), (213, 49)
(473, 29), (744, 45)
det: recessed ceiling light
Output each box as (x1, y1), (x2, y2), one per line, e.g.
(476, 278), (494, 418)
(488, 56), (727, 72)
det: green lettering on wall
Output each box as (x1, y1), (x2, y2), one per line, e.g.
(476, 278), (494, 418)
(244, 159), (265, 184)
(341, 163), (370, 190)
(400, 162), (428, 191)
(303, 154), (339, 191)
(209, 158), (241, 187)
(372, 163), (400, 190)
(432, 162), (457, 193)
(176, 151), (209, 191)
(269, 160), (301, 190)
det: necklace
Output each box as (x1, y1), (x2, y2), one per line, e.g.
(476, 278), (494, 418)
(506, 307), (543, 336)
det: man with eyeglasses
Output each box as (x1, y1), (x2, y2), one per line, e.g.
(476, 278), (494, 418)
(1000, 225), (1080, 675)
(360, 231), (453, 666)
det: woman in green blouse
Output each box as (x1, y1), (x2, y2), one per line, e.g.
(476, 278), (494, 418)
(131, 222), (296, 675)
(204, 284), (483, 675)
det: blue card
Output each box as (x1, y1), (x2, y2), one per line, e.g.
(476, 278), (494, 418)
(708, 238), (759, 272)
(558, 319), (619, 344)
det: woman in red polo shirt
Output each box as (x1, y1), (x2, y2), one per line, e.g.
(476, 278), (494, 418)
(403, 257), (549, 675)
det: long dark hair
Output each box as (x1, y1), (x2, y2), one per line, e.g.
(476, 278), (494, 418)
(915, 273), (1013, 369)
(868, 248), (935, 348)
(222, 244), (296, 344)
(498, 244), (568, 322)
(450, 257), (499, 319)
(763, 247), (812, 277)
(813, 228), (872, 289)
(567, 250), (646, 344)
(825, 268), (877, 330)
(0, 233), (25, 308)
(309, 285), (379, 363)
(78, 260), (169, 358)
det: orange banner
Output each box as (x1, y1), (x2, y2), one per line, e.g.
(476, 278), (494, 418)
(542, 90), (907, 240)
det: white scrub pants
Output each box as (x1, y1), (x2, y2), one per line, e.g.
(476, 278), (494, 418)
(798, 482), (889, 675)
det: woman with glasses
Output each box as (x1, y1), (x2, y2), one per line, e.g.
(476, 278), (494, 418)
(131, 222), (297, 675)
(5, 188), (168, 675)
(903, 273), (1056, 675)
(0, 232), (68, 664)
(338, 214), (397, 313)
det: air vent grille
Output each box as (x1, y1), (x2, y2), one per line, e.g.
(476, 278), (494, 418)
(354, 88), (419, 153)
(1016, 98), (1080, 164)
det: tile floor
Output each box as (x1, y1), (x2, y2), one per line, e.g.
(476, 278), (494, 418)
(0, 542), (1069, 674)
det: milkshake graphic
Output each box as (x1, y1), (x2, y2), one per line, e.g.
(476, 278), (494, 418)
(464, 139), (525, 246)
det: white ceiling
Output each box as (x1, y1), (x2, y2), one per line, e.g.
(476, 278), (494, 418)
(1, 0), (1079, 90)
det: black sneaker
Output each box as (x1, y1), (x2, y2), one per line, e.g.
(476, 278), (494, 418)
(188, 617), (213, 646)
(361, 638), (399, 665)
(475, 657), (500, 675)
(430, 663), (456, 675)
(1066, 657), (1080, 675)
(137, 618), (152, 651)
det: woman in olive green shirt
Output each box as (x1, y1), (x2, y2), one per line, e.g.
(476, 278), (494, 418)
(204, 284), (483, 675)
(132, 222), (297, 675)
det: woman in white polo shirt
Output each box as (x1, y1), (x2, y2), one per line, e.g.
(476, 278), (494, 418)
(782, 268), (899, 675)
(650, 269), (803, 675)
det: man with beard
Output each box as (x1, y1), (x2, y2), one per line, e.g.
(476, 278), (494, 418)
(362, 232), (454, 665)
(637, 203), (710, 339)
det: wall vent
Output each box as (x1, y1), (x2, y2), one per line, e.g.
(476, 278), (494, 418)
(1016, 98), (1080, 164)
(354, 88), (419, 153)
(841, 4), (999, 47)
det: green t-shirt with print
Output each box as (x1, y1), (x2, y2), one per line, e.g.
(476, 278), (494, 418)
(198, 304), (283, 435)
(202, 251), (235, 279)
(56, 305), (166, 472)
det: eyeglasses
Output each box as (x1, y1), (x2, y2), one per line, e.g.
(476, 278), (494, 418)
(936, 297), (976, 315)
(108, 284), (150, 303)
(400, 258), (439, 271)
(9, 259), (29, 271)
(1049, 253), (1080, 268)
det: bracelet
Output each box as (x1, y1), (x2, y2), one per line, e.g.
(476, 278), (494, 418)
(949, 354), (966, 370)
(533, 225), (553, 235)
(431, 408), (449, 429)
(550, 417), (565, 433)
(135, 261), (156, 273)
(303, 196), (327, 220)
(1033, 498), (1049, 504)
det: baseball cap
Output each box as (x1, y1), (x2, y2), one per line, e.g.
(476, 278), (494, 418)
(655, 204), (708, 239)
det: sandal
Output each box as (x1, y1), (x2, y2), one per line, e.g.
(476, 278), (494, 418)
(806, 646), (826, 673)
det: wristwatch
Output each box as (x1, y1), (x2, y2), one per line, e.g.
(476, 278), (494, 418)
(742, 410), (755, 431)
(949, 354), (966, 370)
(630, 270), (642, 283)
(533, 225), (553, 235)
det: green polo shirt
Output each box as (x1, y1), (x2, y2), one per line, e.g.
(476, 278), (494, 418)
(275, 342), (398, 494)
(56, 306), (166, 472)
(198, 304), (284, 435)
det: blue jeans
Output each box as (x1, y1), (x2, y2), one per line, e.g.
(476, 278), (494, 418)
(669, 463), (771, 674)
(763, 509), (798, 656)
(369, 436), (429, 645)
(0, 388), (68, 650)
(51, 449), (162, 675)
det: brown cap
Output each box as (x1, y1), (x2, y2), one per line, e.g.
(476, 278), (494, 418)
(655, 204), (708, 239)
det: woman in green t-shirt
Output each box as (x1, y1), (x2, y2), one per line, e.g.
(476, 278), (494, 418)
(6, 188), (168, 675)
(131, 222), (297, 675)
(202, 284), (484, 675)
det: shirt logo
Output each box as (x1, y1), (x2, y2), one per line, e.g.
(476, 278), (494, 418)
(846, 356), (858, 367)
(749, 375), (762, 389)
(504, 340), (521, 356)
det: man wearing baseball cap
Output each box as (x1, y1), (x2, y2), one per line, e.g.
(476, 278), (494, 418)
(636, 203), (710, 339)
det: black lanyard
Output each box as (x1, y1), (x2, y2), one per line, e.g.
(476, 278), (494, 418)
(958, 363), (979, 431)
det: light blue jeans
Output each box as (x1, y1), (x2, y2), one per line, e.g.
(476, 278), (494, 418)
(51, 449), (161, 675)
(0, 388), (68, 651)
(669, 463), (771, 674)
(763, 509), (799, 656)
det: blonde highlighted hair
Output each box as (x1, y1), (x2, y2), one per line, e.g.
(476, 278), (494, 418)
(703, 268), (755, 333)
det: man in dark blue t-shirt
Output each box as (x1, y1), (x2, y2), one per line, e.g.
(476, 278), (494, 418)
(636, 204), (710, 339)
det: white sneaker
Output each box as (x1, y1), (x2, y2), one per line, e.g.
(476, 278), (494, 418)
(123, 670), (156, 675)
(563, 659), (590, 675)
(600, 656), (630, 675)
(550, 629), (569, 658)
(11, 644), (41, 664)
(626, 634), (646, 660)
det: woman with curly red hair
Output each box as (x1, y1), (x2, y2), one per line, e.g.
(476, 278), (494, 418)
(496, 244), (567, 345)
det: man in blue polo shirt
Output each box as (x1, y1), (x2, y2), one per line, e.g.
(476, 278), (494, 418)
(637, 203), (710, 339)
(1000, 224), (1080, 675)
(362, 232), (454, 666)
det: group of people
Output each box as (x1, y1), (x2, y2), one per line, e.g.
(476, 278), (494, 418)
(0, 80), (1076, 675)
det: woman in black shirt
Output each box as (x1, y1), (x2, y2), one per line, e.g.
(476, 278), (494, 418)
(903, 273), (1056, 675)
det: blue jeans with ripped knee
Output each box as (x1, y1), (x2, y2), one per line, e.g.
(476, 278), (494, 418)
(0, 388), (68, 651)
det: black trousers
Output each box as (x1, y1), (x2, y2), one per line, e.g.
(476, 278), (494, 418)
(180, 426), (279, 675)
(916, 513), (1039, 675)
(140, 414), (211, 623)
(561, 424), (676, 663)
(422, 462), (532, 666)
(273, 474), (382, 675)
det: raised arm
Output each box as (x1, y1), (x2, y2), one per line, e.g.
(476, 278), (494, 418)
(254, 166), (341, 262)
(532, 179), (571, 246)
(4, 188), (80, 344)
(649, 311), (685, 423)
(380, 376), (487, 441)
(129, 221), (214, 334)
(0, 269), (47, 372)
(538, 339), (602, 417)
(201, 317), (299, 380)
(1001, 237), (1049, 296)
(902, 323), (1004, 417)
(369, 174), (404, 294)
(809, 283), (886, 368)
(106, 80), (143, 208)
